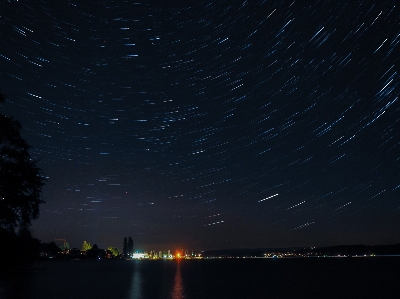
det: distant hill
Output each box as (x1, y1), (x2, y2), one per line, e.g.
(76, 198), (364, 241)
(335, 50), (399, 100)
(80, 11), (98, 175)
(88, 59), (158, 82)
(201, 247), (300, 258)
(202, 243), (400, 257)
(295, 243), (400, 256)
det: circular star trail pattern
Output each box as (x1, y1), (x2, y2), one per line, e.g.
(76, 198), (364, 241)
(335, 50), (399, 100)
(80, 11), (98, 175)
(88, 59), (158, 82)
(1, 0), (399, 250)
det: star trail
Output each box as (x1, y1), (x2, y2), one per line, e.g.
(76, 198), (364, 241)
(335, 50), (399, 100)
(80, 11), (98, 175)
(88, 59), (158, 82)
(1, 0), (399, 250)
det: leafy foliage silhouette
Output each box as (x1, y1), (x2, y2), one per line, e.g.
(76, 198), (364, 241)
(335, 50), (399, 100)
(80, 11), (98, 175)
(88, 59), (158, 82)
(0, 92), (46, 269)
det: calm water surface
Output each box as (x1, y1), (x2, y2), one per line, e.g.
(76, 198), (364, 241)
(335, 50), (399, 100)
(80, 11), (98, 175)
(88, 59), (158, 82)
(1, 257), (399, 299)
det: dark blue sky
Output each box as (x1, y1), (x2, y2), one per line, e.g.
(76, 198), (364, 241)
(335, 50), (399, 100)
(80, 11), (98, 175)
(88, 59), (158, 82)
(1, 0), (399, 251)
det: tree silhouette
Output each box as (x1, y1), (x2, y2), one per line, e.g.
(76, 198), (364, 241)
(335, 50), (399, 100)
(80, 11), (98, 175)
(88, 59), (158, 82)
(81, 240), (92, 251)
(0, 92), (46, 269)
(107, 246), (120, 257)
(41, 241), (62, 257)
(61, 241), (70, 251)
(128, 236), (134, 255)
(122, 236), (134, 257)
(86, 244), (101, 259)
(123, 236), (128, 257)
(0, 93), (46, 232)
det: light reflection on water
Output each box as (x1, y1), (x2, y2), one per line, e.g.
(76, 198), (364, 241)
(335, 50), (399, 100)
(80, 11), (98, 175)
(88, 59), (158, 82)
(128, 261), (143, 299)
(127, 260), (185, 299)
(170, 261), (185, 299)
(2, 258), (395, 299)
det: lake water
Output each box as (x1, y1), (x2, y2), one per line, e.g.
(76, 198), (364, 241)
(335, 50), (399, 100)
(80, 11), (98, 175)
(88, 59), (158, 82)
(1, 257), (399, 299)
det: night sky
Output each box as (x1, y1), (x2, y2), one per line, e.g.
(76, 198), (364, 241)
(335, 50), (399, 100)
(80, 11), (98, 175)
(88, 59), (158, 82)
(1, 0), (399, 251)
